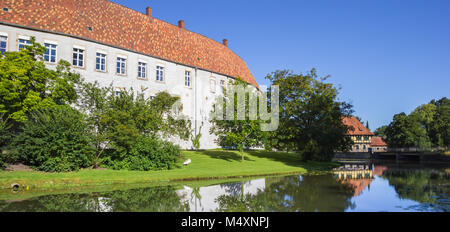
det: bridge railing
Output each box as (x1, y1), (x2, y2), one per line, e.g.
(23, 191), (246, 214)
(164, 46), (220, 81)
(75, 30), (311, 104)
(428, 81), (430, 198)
(387, 147), (448, 153)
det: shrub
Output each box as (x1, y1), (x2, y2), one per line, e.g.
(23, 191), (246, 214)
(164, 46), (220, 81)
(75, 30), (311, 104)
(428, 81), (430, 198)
(0, 114), (11, 148)
(109, 135), (181, 171)
(11, 105), (94, 172)
(0, 156), (4, 169)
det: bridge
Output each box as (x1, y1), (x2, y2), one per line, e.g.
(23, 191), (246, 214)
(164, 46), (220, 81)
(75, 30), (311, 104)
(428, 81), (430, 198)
(374, 148), (449, 162)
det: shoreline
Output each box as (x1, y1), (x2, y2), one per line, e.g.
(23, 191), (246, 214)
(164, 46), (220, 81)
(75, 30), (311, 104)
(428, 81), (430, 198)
(0, 150), (338, 193)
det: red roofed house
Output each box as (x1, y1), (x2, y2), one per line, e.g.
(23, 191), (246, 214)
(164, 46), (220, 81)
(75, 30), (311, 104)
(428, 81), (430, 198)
(370, 137), (388, 152)
(342, 117), (375, 153)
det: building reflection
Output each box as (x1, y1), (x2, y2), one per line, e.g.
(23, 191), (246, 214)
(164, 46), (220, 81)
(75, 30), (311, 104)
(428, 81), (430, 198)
(334, 163), (387, 197)
(175, 179), (266, 212)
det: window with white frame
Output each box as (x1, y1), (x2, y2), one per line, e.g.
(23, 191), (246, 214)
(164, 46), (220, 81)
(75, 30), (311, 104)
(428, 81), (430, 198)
(185, 71), (191, 87)
(210, 79), (216, 92)
(156, 66), (164, 82)
(96, 53), (107, 72)
(0, 36), (7, 54)
(73, 48), (84, 67)
(18, 38), (31, 51)
(138, 62), (147, 79)
(220, 80), (225, 94)
(116, 57), (126, 75)
(44, 43), (57, 63)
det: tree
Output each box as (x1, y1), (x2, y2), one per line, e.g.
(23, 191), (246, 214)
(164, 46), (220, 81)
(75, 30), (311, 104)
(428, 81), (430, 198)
(190, 125), (202, 151)
(374, 125), (388, 138)
(10, 105), (94, 172)
(210, 79), (268, 162)
(0, 37), (80, 124)
(385, 112), (431, 149)
(265, 69), (353, 161)
(429, 98), (449, 148)
(78, 83), (191, 167)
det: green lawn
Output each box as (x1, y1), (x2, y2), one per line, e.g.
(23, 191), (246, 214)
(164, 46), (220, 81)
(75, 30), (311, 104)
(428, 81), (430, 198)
(0, 150), (338, 191)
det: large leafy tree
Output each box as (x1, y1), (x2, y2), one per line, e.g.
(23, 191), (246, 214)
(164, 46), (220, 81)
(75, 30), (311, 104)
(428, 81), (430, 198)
(210, 79), (268, 162)
(78, 83), (191, 165)
(265, 69), (353, 161)
(384, 97), (448, 149)
(385, 112), (432, 149)
(0, 37), (80, 124)
(374, 125), (388, 138)
(429, 97), (449, 148)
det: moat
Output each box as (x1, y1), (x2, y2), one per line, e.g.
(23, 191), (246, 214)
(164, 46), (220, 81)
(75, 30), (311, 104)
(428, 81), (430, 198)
(0, 161), (448, 212)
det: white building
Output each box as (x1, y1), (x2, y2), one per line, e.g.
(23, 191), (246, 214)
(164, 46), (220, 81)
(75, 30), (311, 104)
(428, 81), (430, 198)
(176, 179), (266, 212)
(0, 0), (259, 149)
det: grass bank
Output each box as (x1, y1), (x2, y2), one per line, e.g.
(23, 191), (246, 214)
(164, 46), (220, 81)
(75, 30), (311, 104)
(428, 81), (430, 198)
(0, 150), (338, 191)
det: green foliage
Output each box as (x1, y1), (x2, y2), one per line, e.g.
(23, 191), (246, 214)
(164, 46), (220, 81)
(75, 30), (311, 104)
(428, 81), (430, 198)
(191, 125), (202, 150)
(0, 114), (10, 168)
(10, 105), (94, 172)
(77, 83), (191, 167)
(428, 98), (450, 147)
(210, 78), (269, 162)
(109, 135), (181, 171)
(0, 37), (80, 124)
(265, 69), (353, 161)
(384, 97), (449, 149)
(374, 125), (388, 137)
(0, 114), (11, 150)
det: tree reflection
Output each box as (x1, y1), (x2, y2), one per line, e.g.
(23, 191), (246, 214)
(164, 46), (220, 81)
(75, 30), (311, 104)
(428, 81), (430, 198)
(381, 168), (450, 212)
(0, 186), (190, 212)
(216, 175), (355, 212)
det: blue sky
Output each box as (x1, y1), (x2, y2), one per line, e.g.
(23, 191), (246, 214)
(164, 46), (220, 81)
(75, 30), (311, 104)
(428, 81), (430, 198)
(111, 0), (450, 130)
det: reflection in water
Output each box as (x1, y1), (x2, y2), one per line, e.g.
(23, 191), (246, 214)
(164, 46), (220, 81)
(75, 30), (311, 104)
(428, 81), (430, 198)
(0, 162), (448, 212)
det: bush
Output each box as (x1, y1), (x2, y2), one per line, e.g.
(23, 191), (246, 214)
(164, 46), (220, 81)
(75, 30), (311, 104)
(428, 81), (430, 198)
(109, 135), (181, 171)
(0, 156), (4, 169)
(10, 105), (94, 172)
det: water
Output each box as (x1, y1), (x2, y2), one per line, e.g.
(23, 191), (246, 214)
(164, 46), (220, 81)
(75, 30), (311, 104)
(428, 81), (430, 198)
(0, 161), (449, 212)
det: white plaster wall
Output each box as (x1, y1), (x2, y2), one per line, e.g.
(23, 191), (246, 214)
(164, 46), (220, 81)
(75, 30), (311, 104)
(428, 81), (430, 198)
(0, 24), (248, 149)
(175, 179), (266, 212)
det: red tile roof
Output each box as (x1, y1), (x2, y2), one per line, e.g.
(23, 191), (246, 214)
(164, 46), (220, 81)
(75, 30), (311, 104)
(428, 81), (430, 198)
(0, 0), (258, 88)
(342, 116), (374, 136)
(371, 137), (387, 147)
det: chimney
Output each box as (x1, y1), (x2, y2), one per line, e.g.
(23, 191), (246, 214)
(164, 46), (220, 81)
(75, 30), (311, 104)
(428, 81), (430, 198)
(222, 39), (228, 47)
(178, 20), (185, 29)
(146, 7), (152, 18)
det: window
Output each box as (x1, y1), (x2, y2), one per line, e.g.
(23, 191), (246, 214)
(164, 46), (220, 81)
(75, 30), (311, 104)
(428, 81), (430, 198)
(73, 48), (84, 67)
(18, 39), (31, 51)
(185, 71), (191, 87)
(156, 66), (164, 82)
(220, 80), (225, 94)
(0, 36), (7, 54)
(96, 53), (107, 72)
(44, 43), (57, 63)
(355, 145), (360, 150)
(364, 136), (369, 141)
(356, 136), (362, 141)
(363, 145), (367, 150)
(210, 79), (216, 92)
(116, 57), (126, 75)
(138, 62), (147, 79)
